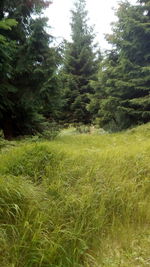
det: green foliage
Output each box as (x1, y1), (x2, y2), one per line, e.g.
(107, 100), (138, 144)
(0, 123), (150, 265)
(0, 0), (62, 139)
(0, 19), (17, 43)
(61, 0), (100, 124)
(0, 19), (17, 30)
(38, 122), (61, 140)
(89, 0), (150, 131)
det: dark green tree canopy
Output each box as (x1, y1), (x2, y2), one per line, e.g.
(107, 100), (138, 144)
(89, 0), (150, 131)
(61, 0), (100, 124)
(0, 0), (62, 139)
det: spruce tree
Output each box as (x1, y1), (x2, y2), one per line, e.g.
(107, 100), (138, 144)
(0, 0), (61, 139)
(61, 0), (98, 124)
(89, 0), (150, 131)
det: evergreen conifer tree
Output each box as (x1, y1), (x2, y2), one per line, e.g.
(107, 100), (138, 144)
(89, 0), (150, 131)
(0, 0), (62, 139)
(61, 0), (99, 124)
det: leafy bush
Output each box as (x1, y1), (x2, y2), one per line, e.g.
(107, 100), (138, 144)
(75, 124), (90, 134)
(39, 122), (61, 140)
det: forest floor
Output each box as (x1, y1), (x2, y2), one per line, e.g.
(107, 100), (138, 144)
(0, 123), (150, 266)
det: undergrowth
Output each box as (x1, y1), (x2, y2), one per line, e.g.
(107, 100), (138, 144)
(0, 123), (150, 266)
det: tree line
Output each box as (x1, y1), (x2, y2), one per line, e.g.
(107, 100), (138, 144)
(0, 0), (150, 139)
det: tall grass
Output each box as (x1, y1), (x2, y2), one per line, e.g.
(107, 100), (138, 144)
(0, 123), (150, 266)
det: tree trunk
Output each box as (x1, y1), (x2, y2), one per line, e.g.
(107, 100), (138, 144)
(2, 117), (14, 140)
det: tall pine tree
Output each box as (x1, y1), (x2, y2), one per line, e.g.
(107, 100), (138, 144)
(89, 0), (150, 131)
(0, 0), (62, 139)
(61, 0), (99, 124)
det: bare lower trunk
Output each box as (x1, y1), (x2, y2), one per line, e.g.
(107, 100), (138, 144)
(2, 117), (14, 140)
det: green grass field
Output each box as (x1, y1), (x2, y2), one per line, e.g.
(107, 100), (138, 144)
(0, 124), (150, 266)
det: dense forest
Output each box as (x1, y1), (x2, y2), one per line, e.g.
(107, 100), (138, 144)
(0, 0), (150, 138)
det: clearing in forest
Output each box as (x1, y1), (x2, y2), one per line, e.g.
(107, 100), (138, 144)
(0, 124), (150, 266)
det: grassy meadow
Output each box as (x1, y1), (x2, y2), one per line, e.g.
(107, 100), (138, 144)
(0, 124), (150, 266)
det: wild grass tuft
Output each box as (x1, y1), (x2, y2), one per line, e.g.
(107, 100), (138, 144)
(0, 123), (150, 266)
